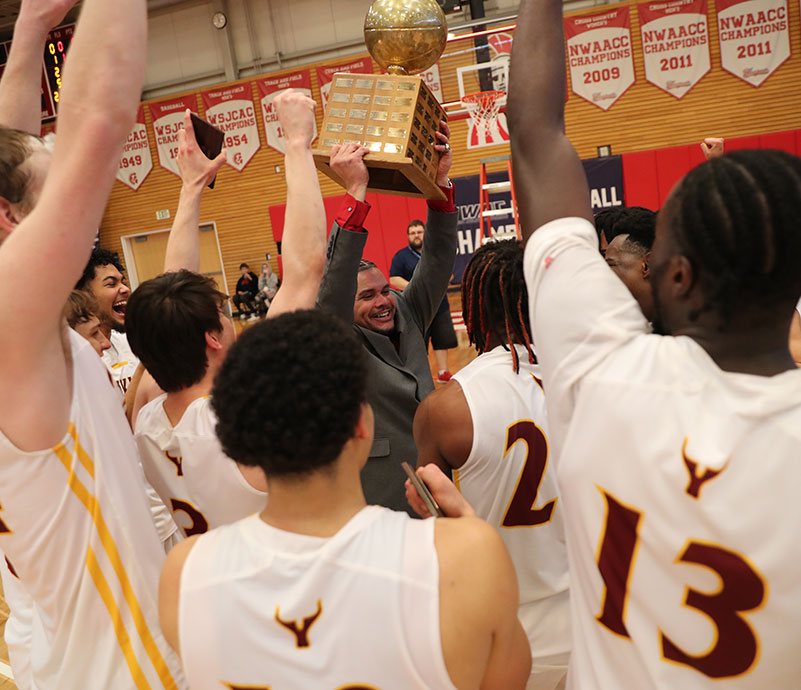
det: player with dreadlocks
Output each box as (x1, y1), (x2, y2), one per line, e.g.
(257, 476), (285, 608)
(413, 238), (571, 690)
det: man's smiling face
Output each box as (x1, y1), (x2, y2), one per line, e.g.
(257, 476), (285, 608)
(353, 268), (396, 333)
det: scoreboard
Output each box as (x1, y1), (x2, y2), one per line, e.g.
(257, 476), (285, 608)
(0, 23), (75, 122)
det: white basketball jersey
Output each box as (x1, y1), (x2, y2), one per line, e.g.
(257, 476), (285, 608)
(135, 394), (267, 537)
(525, 217), (801, 689)
(179, 507), (458, 690)
(452, 345), (570, 661)
(0, 330), (186, 689)
(101, 330), (139, 395)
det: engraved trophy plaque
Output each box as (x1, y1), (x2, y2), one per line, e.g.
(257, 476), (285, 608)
(312, 0), (448, 200)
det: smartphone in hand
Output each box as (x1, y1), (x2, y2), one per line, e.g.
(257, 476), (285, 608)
(402, 462), (444, 517)
(189, 112), (225, 189)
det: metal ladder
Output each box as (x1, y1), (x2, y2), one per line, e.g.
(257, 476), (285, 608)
(478, 154), (520, 243)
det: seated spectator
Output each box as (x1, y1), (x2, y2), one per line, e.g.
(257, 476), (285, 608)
(233, 262), (259, 319)
(63, 289), (111, 356)
(255, 261), (279, 314)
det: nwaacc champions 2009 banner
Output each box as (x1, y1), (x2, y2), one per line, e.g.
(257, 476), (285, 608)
(451, 156), (625, 281)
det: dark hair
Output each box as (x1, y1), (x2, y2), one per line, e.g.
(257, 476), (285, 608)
(239, 262), (249, 269)
(664, 149), (801, 323)
(461, 239), (534, 373)
(0, 128), (41, 213)
(407, 219), (425, 232)
(63, 290), (100, 328)
(126, 270), (227, 393)
(358, 259), (378, 273)
(212, 310), (368, 477)
(617, 222), (655, 258)
(75, 248), (125, 290)
(595, 206), (656, 246)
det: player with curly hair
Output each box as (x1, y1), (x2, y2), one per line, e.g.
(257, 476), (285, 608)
(158, 309), (531, 689)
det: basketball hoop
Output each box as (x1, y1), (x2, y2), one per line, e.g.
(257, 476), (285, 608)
(461, 90), (505, 138)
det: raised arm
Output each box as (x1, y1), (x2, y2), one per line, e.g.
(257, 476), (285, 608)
(507, 0), (593, 241)
(315, 144), (370, 323)
(266, 90), (326, 316)
(0, 0), (78, 134)
(0, 0), (147, 449)
(400, 121), (457, 331)
(163, 109), (227, 273)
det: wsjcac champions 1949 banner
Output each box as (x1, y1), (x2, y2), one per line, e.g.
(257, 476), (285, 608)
(451, 157), (625, 281)
(116, 106), (153, 191)
(257, 70), (316, 155)
(565, 7), (635, 111)
(201, 84), (261, 171)
(639, 0), (711, 98)
(715, 0), (789, 86)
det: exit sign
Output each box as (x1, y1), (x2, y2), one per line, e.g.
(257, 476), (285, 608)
(156, 209), (170, 220)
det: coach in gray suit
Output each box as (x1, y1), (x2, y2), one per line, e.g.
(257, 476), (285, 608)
(316, 131), (457, 515)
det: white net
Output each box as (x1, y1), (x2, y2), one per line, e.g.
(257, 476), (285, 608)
(461, 90), (505, 140)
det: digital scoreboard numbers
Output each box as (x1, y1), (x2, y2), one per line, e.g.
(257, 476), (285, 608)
(0, 23), (74, 122)
(43, 24), (75, 113)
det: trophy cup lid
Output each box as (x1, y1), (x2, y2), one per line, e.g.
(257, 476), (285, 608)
(364, 0), (447, 75)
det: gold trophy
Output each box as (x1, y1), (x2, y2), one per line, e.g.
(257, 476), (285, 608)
(312, 0), (448, 200)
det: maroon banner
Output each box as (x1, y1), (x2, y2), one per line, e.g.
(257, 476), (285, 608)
(201, 84), (260, 171)
(715, 0), (789, 86)
(149, 95), (196, 177)
(316, 57), (373, 112)
(116, 106), (153, 190)
(565, 7), (635, 110)
(256, 70), (316, 154)
(639, 0), (711, 98)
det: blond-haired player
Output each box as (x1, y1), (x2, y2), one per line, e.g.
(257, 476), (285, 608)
(0, 0), (187, 686)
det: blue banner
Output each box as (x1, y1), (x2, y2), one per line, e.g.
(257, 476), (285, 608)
(452, 155), (625, 281)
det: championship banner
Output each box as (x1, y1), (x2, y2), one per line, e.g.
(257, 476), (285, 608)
(149, 95), (196, 177)
(201, 84), (260, 171)
(451, 157), (624, 280)
(639, 0), (711, 98)
(316, 57), (373, 112)
(565, 7), (635, 111)
(420, 63), (444, 102)
(116, 106), (153, 190)
(715, 0), (789, 86)
(256, 70), (316, 155)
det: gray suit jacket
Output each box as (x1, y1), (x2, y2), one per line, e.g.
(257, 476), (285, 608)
(317, 205), (457, 514)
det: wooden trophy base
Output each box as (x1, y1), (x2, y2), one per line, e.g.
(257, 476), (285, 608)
(312, 72), (447, 201)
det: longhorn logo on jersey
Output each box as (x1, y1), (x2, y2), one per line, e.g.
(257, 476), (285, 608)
(275, 599), (323, 648)
(681, 438), (730, 499)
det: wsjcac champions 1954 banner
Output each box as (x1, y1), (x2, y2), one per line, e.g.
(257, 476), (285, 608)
(715, 0), (789, 86)
(201, 84), (261, 171)
(257, 70), (316, 155)
(565, 7), (635, 111)
(116, 106), (153, 191)
(451, 157), (625, 281)
(639, 0), (711, 98)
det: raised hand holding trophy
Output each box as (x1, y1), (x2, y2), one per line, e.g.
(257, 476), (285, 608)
(312, 0), (449, 200)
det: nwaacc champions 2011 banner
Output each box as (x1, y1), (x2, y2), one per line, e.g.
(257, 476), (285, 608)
(451, 156), (625, 281)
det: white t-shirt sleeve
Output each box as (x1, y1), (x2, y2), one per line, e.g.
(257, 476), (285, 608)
(523, 218), (649, 446)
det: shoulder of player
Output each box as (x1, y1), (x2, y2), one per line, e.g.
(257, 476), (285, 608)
(434, 517), (515, 593)
(159, 533), (202, 652)
(415, 382), (472, 459)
